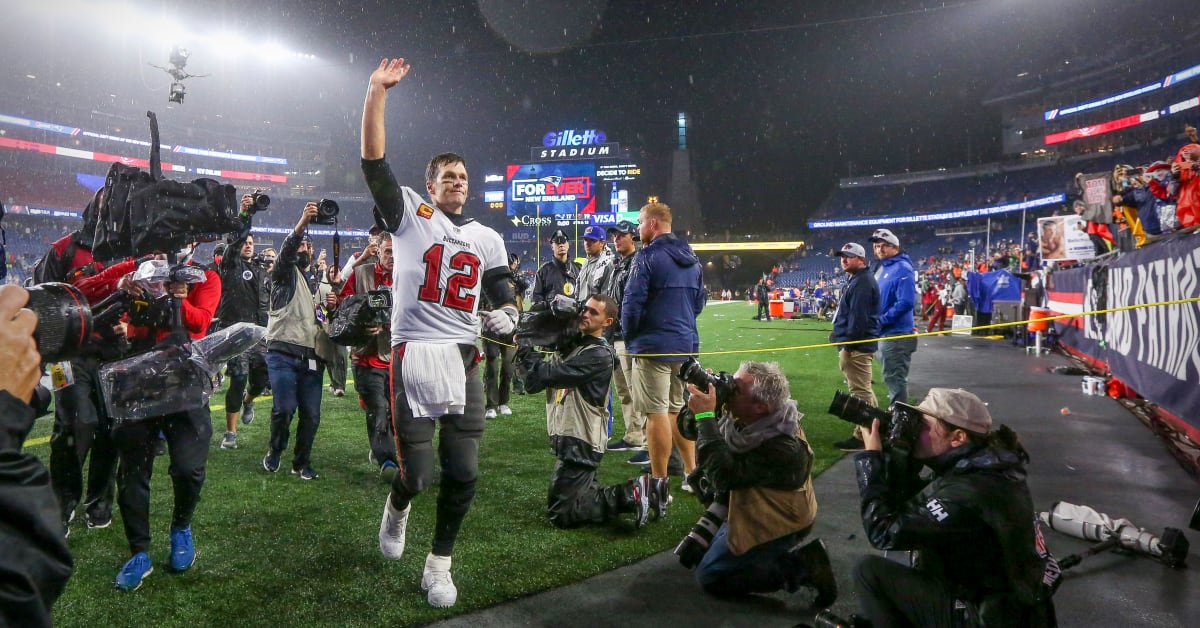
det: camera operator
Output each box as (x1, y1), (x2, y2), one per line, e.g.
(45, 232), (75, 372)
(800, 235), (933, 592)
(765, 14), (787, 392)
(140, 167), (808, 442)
(333, 237), (397, 477)
(213, 195), (268, 450)
(31, 193), (125, 535)
(681, 362), (836, 603)
(262, 203), (327, 480)
(107, 249), (221, 591)
(517, 294), (655, 528)
(853, 388), (1057, 627)
(0, 285), (73, 627)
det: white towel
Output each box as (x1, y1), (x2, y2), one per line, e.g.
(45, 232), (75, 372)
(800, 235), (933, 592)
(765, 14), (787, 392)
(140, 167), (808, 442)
(402, 342), (466, 418)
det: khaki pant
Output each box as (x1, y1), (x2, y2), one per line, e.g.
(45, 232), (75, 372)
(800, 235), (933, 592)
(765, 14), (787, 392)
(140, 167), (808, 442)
(612, 340), (646, 447)
(840, 349), (877, 441)
(631, 358), (685, 415)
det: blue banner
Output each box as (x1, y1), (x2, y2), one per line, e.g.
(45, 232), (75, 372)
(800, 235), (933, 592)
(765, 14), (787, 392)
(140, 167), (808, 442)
(506, 162), (597, 217)
(1050, 235), (1200, 430)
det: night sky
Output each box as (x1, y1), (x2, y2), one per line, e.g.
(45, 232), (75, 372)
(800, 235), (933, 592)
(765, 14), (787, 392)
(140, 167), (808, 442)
(4, 0), (1198, 233)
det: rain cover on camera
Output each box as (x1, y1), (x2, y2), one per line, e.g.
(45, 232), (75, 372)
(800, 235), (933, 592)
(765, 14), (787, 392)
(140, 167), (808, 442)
(99, 322), (265, 421)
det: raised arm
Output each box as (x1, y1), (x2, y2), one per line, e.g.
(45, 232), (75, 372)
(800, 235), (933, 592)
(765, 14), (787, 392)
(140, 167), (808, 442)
(361, 57), (411, 161)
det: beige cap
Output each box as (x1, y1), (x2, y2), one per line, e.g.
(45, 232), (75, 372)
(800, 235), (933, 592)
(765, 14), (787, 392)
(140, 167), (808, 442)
(897, 388), (992, 435)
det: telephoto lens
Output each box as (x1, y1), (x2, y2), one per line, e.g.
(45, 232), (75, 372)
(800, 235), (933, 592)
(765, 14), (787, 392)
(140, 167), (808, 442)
(24, 283), (94, 363)
(674, 502), (729, 569)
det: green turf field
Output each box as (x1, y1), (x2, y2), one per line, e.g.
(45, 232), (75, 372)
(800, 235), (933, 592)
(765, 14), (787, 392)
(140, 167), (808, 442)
(27, 301), (884, 626)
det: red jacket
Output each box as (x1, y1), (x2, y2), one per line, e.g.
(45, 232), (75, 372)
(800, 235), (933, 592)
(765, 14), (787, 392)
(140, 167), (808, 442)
(1174, 144), (1200, 229)
(78, 260), (221, 343)
(339, 263), (392, 369)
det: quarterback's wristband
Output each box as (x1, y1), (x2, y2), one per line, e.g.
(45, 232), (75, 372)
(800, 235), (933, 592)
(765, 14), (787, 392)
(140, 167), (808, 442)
(693, 411), (716, 421)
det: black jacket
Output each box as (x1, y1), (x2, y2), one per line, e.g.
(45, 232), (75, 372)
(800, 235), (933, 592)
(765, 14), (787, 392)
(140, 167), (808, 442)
(601, 251), (636, 339)
(216, 220), (266, 326)
(696, 414), (811, 494)
(0, 391), (74, 628)
(532, 258), (580, 307)
(854, 443), (1055, 619)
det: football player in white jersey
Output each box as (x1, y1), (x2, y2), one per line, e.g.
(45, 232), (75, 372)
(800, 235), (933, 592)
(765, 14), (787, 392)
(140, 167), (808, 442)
(360, 56), (519, 609)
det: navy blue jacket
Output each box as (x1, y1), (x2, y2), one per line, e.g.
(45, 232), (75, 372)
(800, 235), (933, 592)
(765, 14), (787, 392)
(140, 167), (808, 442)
(832, 268), (880, 353)
(875, 253), (916, 337)
(622, 233), (705, 361)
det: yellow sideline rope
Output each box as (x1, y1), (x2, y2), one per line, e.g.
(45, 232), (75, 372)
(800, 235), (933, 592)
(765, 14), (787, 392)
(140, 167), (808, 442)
(481, 295), (1200, 358)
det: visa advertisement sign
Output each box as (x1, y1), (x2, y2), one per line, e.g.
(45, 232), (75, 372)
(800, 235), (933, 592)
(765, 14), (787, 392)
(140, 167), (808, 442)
(506, 162), (597, 217)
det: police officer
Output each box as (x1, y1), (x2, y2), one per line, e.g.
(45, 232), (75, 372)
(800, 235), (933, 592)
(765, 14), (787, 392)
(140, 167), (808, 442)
(853, 388), (1058, 627)
(531, 229), (579, 307)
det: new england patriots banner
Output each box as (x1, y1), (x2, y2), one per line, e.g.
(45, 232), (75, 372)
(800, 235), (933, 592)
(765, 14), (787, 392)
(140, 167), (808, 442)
(1047, 234), (1200, 430)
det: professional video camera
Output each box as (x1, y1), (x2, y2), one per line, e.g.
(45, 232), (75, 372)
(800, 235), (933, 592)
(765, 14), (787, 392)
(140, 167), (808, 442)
(95, 260), (209, 332)
(675, 356), (735, 441)
(100, 322), (265, 421)
(329, 289), (392, 347)
(89, 112), (241, 262)
(828, 390), (922, 452)
(312, 198), (340, 226)
(514, 294), (582, 349)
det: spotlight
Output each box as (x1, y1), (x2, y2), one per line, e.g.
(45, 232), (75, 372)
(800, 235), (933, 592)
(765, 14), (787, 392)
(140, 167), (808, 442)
(170, 46), (190, 69)
(169, 82), (186, 104)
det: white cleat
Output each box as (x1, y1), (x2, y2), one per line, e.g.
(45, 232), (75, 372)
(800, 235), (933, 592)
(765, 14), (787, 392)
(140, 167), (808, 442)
(378, 497), (410, 560)
(421, 553), (458, 608)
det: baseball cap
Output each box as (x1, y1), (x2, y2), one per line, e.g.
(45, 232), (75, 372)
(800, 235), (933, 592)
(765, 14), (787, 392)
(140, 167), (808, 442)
(835, 242), (866, 258)
(607, 220), (640, 241)
(583, 225), (606, 241)
(869, 228), (900, 248)
(896, 388), (992, 435)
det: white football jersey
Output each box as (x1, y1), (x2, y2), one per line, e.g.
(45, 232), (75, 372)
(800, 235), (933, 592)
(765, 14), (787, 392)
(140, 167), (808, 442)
(389, 186), (508, 345)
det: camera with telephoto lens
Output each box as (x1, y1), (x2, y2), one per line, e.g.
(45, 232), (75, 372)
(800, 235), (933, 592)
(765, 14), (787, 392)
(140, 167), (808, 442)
(675, 357), (735, 441)
(247, 190), (271, 213)
(24, 283), (95, 363)
(828, 390), (922, 451)
(674, 497), (728, 569)
(312, 199), (340, 226)
(514, 294), (582, 350)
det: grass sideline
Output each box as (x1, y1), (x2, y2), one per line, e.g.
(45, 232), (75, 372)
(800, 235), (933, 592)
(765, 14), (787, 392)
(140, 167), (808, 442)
(27, 301), (884, 626)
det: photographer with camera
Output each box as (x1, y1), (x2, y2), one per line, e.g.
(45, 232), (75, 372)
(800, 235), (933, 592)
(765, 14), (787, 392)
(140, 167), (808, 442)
(333, 237), (397, 478)
(0, 284), (74, 626)
(852, 388), (1057, 627)
(679, 360), (836, 605)
(517, 294), (657, 528)
(262, 203), (328, 481)
(31, 192), (126, 535)
(107, 250), (221, 591)
(214, 195), (268, 450)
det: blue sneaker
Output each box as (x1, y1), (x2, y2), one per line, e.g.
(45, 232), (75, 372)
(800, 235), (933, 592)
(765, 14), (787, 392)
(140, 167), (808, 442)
(115, 552), (154, 591)
(380, 460), (399, 483)
(170, 526), (197, 572)
(262, 451), (280, 473)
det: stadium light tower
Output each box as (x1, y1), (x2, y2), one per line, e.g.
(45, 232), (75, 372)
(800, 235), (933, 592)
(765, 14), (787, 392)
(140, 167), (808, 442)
(677, 112), (688, 150)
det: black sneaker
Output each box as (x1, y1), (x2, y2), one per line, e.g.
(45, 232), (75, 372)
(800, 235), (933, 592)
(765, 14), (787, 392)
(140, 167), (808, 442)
(86, 510), (113, 530)
(607, 439), (644, 452)
(262, 452), (281, 473)
(787, 539), (838, 608)
(652, 477), (671, 520)
(626, 451), (650, 465)
(630, 475), (651, 529)
(291, 465), (320, 480)
(833, 437), (865, 452)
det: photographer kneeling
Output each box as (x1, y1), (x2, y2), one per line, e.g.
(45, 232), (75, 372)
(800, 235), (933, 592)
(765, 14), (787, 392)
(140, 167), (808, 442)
(517, 294), (656, 529)
(682, 363), (836, 605)
(853, 388), (1057, 627)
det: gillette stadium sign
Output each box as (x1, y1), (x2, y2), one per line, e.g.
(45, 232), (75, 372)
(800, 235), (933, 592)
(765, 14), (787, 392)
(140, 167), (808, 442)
(533, 128), (620, 161)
